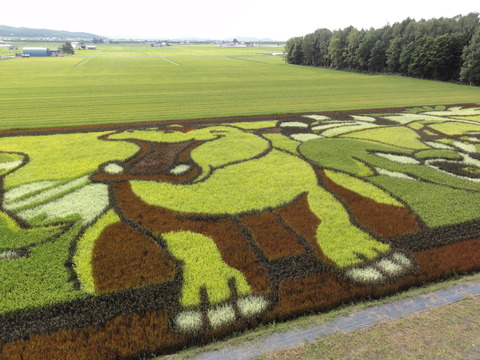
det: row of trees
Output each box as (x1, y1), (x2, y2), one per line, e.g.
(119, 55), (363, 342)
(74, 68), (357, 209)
(284, 13), (480, 85)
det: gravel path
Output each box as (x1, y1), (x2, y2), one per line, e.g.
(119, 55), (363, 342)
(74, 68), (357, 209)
(190, 279), (480, 360)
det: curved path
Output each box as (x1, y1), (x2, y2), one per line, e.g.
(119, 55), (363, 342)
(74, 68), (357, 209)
(189, 279), (480, 360)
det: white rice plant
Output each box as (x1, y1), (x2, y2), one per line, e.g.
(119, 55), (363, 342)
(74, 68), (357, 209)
(374, 167), (415, 180)
(376, 259), (403, 276)
(18, 183), (109, 225)
(4, 181), (58, 204)
(321, 123), (378, 137)
(104, 163), (124, 174)
(237, 295), (268, 318)
(346, 267), (384, 283)
(5, 176), (90, 211)
(279, 121), (309, 128)
(0, 160), (22, 171)
(175, 311), (203, 332)
(170, 164), (191, 175)
(302, 115), (330, 121)
(0, 250), (18, 260)
(351, 115), (376, 122)
(391, 253), (412, 267)
(373, 152), (420, 165)
(452, 141), (477, 153)
(311, 123), (347, 131)
(422, 106), (480, 116)
(383, 114), (446, 124)
(424, 141), (454, 150)
(207, 304), (236, 328)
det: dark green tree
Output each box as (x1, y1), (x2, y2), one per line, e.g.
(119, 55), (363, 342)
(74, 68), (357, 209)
(431, 34), (462, 81)
(284, 37), (304, 64)
(327, 37), (344, 69)
(368, 40), (387, 72)
(283, 12), (479, 83)
(399, 41), (415, 75)
(461, 26), (480, 85)
(408, 35), (435, 78)
(354, 29), (376, 71)
(60, 41), (75, 55)
(386, 37), (404, 73)
(302, 33), (317, 66)
(345, 28), (362, 69)
(313, 28), (333, 66)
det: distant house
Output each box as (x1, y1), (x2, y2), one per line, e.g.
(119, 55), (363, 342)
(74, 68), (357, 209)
(22, 47), (59, 57)
(23, 47), (46, 57)
(87, 45), (96, 50)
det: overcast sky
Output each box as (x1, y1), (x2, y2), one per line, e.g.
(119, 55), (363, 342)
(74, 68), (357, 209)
(1, 1), (479, 40)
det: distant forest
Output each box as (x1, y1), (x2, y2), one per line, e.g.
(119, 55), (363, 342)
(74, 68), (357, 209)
(0, 25), (104, 40)
(284, 13), (480, 85)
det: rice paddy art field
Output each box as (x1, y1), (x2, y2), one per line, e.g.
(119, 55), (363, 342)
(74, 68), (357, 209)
(0, 104), (479, 359)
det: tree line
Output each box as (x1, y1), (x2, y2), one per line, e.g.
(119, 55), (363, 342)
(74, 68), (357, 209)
(284, 13), (480, 85)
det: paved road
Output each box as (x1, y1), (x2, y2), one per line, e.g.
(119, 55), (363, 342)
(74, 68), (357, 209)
(190, 279), (480, 360)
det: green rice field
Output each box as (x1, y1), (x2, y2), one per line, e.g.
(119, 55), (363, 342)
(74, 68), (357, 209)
(1, 43), (480, 360)
(1, 44), (480, 130)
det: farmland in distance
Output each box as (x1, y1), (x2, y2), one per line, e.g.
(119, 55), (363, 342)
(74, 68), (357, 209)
(0, 44), (480, 130)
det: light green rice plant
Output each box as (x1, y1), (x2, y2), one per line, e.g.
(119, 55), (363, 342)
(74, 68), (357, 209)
(130, 150), (316, 215)
(307, 185), (390, 267)
(0, 222), (83, 314)
(0, 211), (62, 251)
(73, 209), (120, 294)
(414, 149), (461, 160)
(227, 121), (278, 130)
(371, 175), (480, 227)
(323, 170), (403, 207)
(0, 132), (138, 189)
(263, 133), (300, 155)
(290, 133), (323, 142)
(429, 121), (480, 136)
(161, 231), (252, 307)
(341, 126), (430, 149)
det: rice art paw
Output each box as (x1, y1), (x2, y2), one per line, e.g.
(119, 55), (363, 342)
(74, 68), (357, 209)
(345, 252), (415, 284)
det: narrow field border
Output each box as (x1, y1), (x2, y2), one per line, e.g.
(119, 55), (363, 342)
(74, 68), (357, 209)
(1, 103), (478, 136)
(160, 57), (182, 66)
(73, 58), (93, 67)
(166, 275), (480, 360)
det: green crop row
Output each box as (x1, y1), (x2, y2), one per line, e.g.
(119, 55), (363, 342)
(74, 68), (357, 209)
(1, 45), (480, 130)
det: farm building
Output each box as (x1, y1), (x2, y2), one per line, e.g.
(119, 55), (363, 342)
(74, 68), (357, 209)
(22, 47), (58, 57)
(87, 45), (96, 50)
